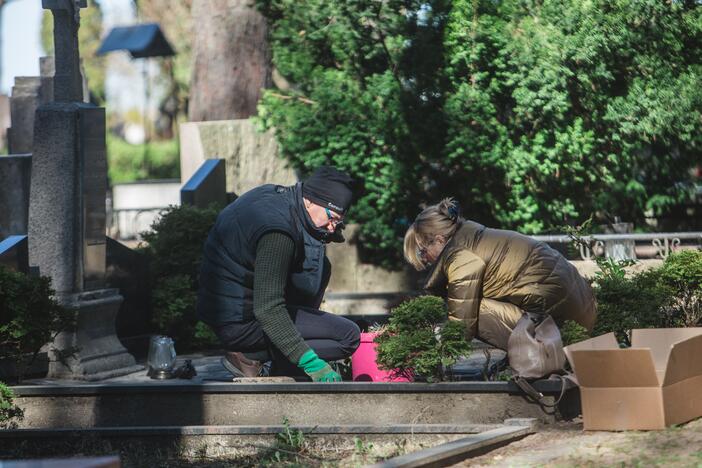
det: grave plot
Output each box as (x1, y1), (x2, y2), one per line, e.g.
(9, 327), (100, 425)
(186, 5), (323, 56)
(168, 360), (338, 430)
(10, 351), (578, 430)
(4, 352), (576, 466)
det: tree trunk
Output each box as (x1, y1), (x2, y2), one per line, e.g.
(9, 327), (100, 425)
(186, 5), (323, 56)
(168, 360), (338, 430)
(189, 0), (271, 121)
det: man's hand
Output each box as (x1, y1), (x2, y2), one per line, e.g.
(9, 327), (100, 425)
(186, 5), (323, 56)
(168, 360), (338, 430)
(297, 349), (342, 382)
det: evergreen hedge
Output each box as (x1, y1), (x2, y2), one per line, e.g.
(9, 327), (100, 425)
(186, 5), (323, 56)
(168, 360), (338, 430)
(256, 0), (702, 268)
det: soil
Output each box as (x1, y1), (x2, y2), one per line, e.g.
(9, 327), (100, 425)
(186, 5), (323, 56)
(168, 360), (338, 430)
(9, 420), (702, 467)
(454, 418), (702, 467)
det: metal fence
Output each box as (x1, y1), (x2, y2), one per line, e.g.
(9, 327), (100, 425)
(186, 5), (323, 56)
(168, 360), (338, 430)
(104, 205), (702, 261)
(531, 232), (702, 261)
(107, 207), (166, 241)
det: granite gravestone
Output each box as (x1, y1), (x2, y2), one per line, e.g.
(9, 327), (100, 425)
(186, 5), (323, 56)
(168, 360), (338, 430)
(1, 56), (88, 242)
(0, 94), (9, 150)
(180, 158), (228, 208)
(29, 0), (140, 380)
(6, 57), (59, 154)
(0, 154), (32, 239)
(179, 119), (297, 196)
(7, 77), (42, 154)
(0, 235), (29, 274)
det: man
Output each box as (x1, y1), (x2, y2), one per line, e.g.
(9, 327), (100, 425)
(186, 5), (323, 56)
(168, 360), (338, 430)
(197, 166), (361, 382)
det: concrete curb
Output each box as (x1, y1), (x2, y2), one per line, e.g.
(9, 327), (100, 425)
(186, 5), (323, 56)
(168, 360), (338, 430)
(367, 420), (536, 468)
(0, 423), (504, 438)
(11, 379), (576, 396)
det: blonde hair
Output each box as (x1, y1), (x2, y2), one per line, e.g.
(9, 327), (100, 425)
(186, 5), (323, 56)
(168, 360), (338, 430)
(403, 198), (462, 270)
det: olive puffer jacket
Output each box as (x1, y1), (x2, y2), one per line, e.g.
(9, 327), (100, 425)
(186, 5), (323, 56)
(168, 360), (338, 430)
(425, 221), (597, 340)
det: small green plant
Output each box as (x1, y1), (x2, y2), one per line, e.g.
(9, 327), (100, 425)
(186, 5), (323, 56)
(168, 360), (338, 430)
(568, 226), (702, 345)
(375, 296), (472, 382)
(0, 381), (23, 428)
(255, 417), (322, 467)
(0, 266), (76, 382)
(658, 250), (702, 289)
(568, 227), (672, 346)
(494, 369), (514, 382)
(560, 320), (591, 347)
(140, 203), (223, 351)
(353, 436), (374, 456)
(591, 258), (673, 346)
(275, 417), (306, 452)
(657, 250), (702, 327)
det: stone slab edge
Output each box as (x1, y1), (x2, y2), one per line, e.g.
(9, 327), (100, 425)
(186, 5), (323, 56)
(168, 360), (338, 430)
(11, 380), (576, 396)
(368, 424), (534, 468)
(0, 423), (504, 439)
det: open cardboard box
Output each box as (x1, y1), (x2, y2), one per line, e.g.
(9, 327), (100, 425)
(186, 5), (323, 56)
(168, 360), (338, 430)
(564, 328), (702, 431)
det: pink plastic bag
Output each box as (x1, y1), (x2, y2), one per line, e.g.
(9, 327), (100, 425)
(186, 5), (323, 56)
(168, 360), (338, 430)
(351, 332), (412, 382)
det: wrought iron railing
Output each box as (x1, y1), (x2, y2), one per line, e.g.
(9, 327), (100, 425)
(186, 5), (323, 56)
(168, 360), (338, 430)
(108, 207), (166, 240)
(531, 232), (702, 260)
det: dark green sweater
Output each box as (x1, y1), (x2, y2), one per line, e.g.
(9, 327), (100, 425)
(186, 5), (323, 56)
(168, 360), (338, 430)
(253, 232), (311, 363)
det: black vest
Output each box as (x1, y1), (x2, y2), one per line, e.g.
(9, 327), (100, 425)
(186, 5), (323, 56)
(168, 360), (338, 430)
(196, 183), (327, 325)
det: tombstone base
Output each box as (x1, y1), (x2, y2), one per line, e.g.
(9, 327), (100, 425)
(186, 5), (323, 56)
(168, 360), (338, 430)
(49, 289), (143, 381)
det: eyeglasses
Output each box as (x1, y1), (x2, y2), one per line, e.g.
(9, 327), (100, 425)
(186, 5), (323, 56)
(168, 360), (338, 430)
(324, 207), (344, 228)
(416, 245), (428, 263)
(416, 237), (437, 265)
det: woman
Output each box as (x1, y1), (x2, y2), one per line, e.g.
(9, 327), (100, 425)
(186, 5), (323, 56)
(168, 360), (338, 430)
(404, 199), (596, 350)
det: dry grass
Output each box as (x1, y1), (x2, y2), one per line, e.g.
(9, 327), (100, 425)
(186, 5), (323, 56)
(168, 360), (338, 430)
(0, 432), (461, 467)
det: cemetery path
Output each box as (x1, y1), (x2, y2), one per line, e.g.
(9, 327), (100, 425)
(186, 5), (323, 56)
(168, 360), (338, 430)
(456, 417), (702, 467)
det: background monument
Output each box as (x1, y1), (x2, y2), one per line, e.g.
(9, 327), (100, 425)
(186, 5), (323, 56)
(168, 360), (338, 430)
(28, 0), (140, 380)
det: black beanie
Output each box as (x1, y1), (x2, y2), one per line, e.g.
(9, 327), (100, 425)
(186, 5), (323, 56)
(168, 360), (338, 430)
(302, 166), (354, 215)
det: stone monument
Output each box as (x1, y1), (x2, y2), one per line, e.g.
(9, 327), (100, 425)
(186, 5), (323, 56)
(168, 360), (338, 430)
(0, 94), (9, 150)
(5, 56), (63, 154)
(0, 154), (31, 239)
(179, 119), (297, 196)
(6, 77), (42, 154)
(1, 55), (89, 241)
(28, 0), (141, 380)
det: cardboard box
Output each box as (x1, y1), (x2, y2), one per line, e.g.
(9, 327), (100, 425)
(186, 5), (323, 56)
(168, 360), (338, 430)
(564, 328), (702, 430)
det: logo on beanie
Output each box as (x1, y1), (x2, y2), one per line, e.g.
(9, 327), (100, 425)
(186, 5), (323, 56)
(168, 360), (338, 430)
(327, 202), (343, 213)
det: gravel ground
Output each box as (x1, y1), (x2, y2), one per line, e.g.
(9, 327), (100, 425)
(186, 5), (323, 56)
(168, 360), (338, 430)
(454, 418), (702, 467)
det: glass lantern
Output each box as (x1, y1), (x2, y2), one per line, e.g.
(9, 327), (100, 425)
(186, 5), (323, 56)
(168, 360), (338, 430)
(147, 335), (177, 379)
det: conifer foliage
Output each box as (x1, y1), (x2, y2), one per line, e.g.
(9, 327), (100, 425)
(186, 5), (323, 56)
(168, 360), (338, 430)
(257, 0), (702, 267)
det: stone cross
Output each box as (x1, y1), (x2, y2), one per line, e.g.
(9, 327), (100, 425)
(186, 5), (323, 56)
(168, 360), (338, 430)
(42, 0), (87, 102)
(29, 0), (141, 380)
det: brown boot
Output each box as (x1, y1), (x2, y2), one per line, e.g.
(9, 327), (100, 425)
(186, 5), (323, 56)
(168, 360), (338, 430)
(221, 352), (263, 378)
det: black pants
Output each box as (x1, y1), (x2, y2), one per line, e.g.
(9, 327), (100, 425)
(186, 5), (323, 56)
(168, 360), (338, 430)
(213, 258), (361, 376)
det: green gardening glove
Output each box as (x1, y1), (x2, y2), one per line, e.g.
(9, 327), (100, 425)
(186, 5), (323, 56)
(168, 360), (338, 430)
(297, 349), (342, 382)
